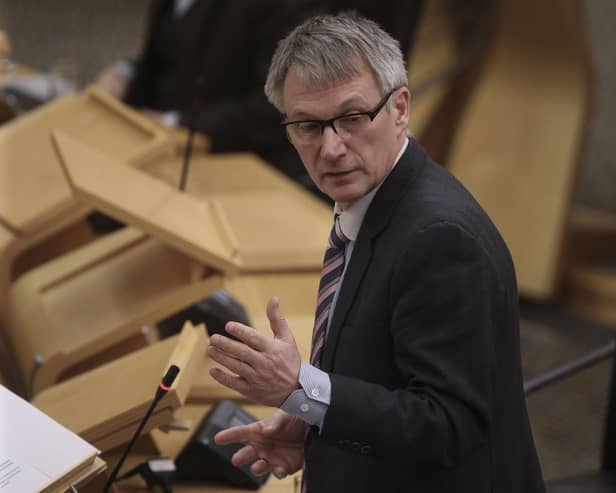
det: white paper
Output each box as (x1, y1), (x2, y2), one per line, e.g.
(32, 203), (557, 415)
(0, 386), (99, 492)
(0, 458), (49, 492)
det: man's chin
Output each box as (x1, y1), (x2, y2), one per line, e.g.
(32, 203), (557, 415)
(326, 186), (364, 207)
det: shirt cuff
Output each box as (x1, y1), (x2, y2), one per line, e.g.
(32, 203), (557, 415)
(280, 361), (331, 430)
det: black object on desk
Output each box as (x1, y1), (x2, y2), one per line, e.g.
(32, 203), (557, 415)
(157, 289), (251, 340)
(175, 400), (269, 489)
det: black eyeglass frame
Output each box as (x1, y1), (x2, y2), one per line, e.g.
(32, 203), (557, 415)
(281, 87), (399, 142)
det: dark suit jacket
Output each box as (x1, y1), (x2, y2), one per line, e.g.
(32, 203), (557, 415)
(304, 140), (545, 492)
(124, 0), (324, 180)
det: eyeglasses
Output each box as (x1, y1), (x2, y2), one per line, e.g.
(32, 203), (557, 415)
(282, 88), (397, 145)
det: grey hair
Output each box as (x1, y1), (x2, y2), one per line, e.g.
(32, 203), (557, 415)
(265, 12), (408, 112)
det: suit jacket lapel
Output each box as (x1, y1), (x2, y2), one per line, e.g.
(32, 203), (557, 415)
(321, 140), (427, 370)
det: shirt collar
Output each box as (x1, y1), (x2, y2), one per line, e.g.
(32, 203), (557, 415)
(334, 138), (409, 241)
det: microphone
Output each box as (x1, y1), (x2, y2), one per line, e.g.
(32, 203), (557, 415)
(157, 365), (180, 399)
(101, 365), (180, 493)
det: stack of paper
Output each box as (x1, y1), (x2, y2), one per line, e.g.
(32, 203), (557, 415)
(0, 385), (105, 493)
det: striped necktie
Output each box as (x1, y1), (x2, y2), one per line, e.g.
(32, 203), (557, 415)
(302, 215), (349, 493)
(310, 214), (349, 368)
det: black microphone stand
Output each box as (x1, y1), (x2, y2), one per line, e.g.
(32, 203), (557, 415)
(101, 365), (180, 493)
(178, 75), (204, 192)
(177, 0), (225, 192)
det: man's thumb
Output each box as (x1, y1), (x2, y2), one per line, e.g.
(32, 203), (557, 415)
(266, 296), (291, 340)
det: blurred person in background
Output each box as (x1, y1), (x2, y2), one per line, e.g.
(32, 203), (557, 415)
(95, 0), (325, 184)
(95, 0), (425, 188)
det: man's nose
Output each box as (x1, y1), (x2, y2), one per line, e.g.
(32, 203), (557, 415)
(320, 125), (346, 161)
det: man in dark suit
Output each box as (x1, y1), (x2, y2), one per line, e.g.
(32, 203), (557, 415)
(207, 12), (545, 492)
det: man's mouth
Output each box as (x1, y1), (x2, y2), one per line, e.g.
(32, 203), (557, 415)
(324, 169), (354, 178)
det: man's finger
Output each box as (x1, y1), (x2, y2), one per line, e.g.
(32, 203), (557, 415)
(266, 296), (292, 341)
(215, 421), (259, 445)
(209, 334), (260, 367)
(224, 322), (268, 351)
(207, 344), (256, 380)
(232, 444), (260, 466)
(209, 367), (251, 395)
(251, 459), (272, 476)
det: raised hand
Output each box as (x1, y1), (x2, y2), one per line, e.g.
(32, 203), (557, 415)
(215, 409), (305, 479)
(208, 296), (302, 407)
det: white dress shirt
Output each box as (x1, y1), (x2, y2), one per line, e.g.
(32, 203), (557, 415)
(281, 138), (409, 429)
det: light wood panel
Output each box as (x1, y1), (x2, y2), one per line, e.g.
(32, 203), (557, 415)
(143, 150), (293, 196)
(53, 130), (239, 275)
(408, 0), (460, 137)
(0, 87), (171, 234)
(409, 0), (492, 163)
(145, 151), (332, 271)
(32, 323), (206, 452)
(55, 131), (331, 273)
(445, 0), (591, 299)
(213, 193), (329, 271)
(0, 223), (19, 390)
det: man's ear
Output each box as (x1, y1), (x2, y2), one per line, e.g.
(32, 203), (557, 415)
(393, 86), (410, 132)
